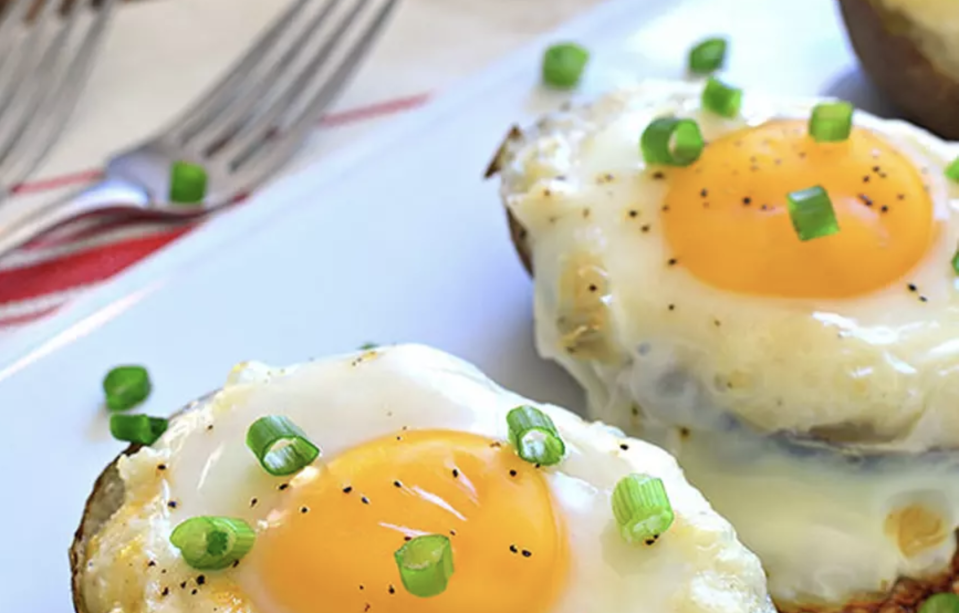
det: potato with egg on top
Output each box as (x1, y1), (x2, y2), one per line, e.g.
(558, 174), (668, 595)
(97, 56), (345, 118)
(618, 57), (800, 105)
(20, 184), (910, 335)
(490, 78), (959, 611)
(70, 344), (774, 613)
(839, 0), (959, 140)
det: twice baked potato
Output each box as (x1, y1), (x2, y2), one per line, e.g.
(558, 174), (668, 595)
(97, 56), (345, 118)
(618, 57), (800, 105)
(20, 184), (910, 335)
(71, 345), (774, 613)
(839, 0), (959, 139)
(488, 79), (959, 611)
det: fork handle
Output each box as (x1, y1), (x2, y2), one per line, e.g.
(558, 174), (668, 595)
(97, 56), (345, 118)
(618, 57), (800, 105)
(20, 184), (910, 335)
(0, 177), (151, 258)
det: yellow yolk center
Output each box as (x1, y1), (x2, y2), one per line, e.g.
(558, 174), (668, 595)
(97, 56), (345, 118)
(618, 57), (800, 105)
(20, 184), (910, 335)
(251, 430), (568, 613)
(662, 120), (936, 298)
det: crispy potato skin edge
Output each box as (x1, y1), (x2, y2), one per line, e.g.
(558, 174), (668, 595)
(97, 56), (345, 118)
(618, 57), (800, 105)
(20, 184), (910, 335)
(839, 0), (959, 139)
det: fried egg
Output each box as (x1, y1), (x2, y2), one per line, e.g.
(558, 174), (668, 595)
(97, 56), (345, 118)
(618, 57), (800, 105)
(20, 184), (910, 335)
(494, 79), (959, 608)
(74, 344), (772, 613)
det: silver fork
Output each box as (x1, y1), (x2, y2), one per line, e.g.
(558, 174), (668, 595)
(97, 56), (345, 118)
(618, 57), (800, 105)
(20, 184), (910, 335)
(0, 0), (116, 201)
(0, 0), (399, 256)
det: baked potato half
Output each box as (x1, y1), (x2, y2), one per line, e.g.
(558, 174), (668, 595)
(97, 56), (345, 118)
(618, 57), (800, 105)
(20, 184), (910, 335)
(839, 0), (959, 139)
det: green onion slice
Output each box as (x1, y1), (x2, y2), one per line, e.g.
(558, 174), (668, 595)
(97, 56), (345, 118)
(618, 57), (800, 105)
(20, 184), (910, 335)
(506, 405), (565, 466)
(701, 76), (742, 118)
(952, 247), (959, 275)
(787, 185), (840, 242)
(110, 414), (168, 446)
(169, 160), (208, 205)
(809, 101), (854, 143)
(103, 365), (152, 412)
(394, 534), (454, 598)
(542, 42), (589, 89)
(170, 516), (256, 570)
(946, 156), (959, 183)
(612, 474), (675, 544)
(640, 118), (704, 167)
(246, 416), (321, 476)
(920, 593), (959, 613)
(359, 342), (378, 350)
(688, 37), (727, 74)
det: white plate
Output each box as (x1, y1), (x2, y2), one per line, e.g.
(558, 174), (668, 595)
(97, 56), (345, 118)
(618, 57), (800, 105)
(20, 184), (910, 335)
(0, 0), (880, 609)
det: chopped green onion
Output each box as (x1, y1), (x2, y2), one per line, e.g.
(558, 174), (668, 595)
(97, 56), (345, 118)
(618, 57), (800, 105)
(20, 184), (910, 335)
(688, 37), (727, 74)
(542, 42), (589, 89)
(359, 342), (378, 350)
(952, 247), (959, 275)
(809, 102), (854, 142)
(701, 76), (742, 118)
(103, 365), (152, 411)
(506, 405), (565, 466)
(169, 160), (208, 205)
(920, 594), (959, 613)
(611, 474), (675, 544)
(946, 156), (959, 182)
(787, 185), (840, 242)
(110, 414), (168, 446)
(170, 516), (256, 570)
(246, 415), (320, 476)
(640, 118), (704, 167)
(394, 534), (454, 598)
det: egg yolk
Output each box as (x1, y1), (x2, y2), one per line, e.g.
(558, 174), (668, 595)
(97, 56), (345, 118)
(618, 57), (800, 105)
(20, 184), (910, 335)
(661, 120), (936, 298)
(251, 430), (568, 613)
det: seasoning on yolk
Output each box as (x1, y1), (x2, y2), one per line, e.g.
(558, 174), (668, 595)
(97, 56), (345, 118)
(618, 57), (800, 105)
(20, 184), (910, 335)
(661, 119), (936, 298)
(250, 430), (568, 613)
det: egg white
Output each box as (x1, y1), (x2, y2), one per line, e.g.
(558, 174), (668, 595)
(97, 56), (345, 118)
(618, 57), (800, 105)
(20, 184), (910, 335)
(77, 344), (772, 613)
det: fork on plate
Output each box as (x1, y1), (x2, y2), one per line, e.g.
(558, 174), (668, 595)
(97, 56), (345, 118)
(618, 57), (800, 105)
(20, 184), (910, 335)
(0, 0), (116, 203)
(0, 0), (400, 256)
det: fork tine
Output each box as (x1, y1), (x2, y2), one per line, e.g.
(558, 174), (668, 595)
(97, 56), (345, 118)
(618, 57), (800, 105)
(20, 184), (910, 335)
(220, 0), (384, 167)
(0, 0), (117, 189)
(234, 0), (399, 188)
(0, 0), (60, 118)
(0, 0), (34, 71)
(165, 0), (312, 145)
(186, 0), (341, 155)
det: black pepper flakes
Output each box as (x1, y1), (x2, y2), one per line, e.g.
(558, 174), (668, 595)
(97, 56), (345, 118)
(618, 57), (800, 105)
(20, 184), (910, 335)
(361, 496), (370, 505)
(250, 498), (258, 508)
(490, 441), (502, 448)
(157, 464), (167, 471)
(920, 295), (929, 303)
(161, 587), (170, 597)
(509, 544), (518, 554)
(641, 224), (651, 233)
(858, 194), (873, 207)
(668, 304), (676, 311)
(908, 284), (918, 292)
(343, 486), (353, 494)
(521, 550), (532, 558)
(278, 483), (289, 491)
(652, 171), (665, 180)
(452, 469), (460, 478)
(645, 538), (655, 545)
(197, 575), (206, 586)
(450, 529), (457, 536)
(619, 443), (629, 451)
(148, 560), (156, 567)
(628, 210), (638, 218)
(404, 536), (412, 541)
(509, 469), (517, 477)
(881, 205), (889, 213)
(898, 193), (905, 200)
(863, 175), (870, 183)
(360, 584), (365, 590)
(389, 585), (396, 595)
(232, 560), (240, 568)
(167, 501), (178, 509)
(301, 506), (309, 514)
(661, 204), (670, 212)
(180, 581), (187, 589)
(742, 197), (751, 206)
(667, 258), (678, 266)
(191, 589), (198, 596)
(700, 188), (708, 198)
(588, 284), (598, 292)
(393, 480), (402, 488)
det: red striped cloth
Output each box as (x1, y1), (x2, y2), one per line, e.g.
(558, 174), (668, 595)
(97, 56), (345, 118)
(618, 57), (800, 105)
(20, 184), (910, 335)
(0, 92), (430, 331)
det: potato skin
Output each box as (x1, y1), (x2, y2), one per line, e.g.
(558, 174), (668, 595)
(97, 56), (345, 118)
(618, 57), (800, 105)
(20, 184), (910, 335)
(839, 0), (959, 139)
